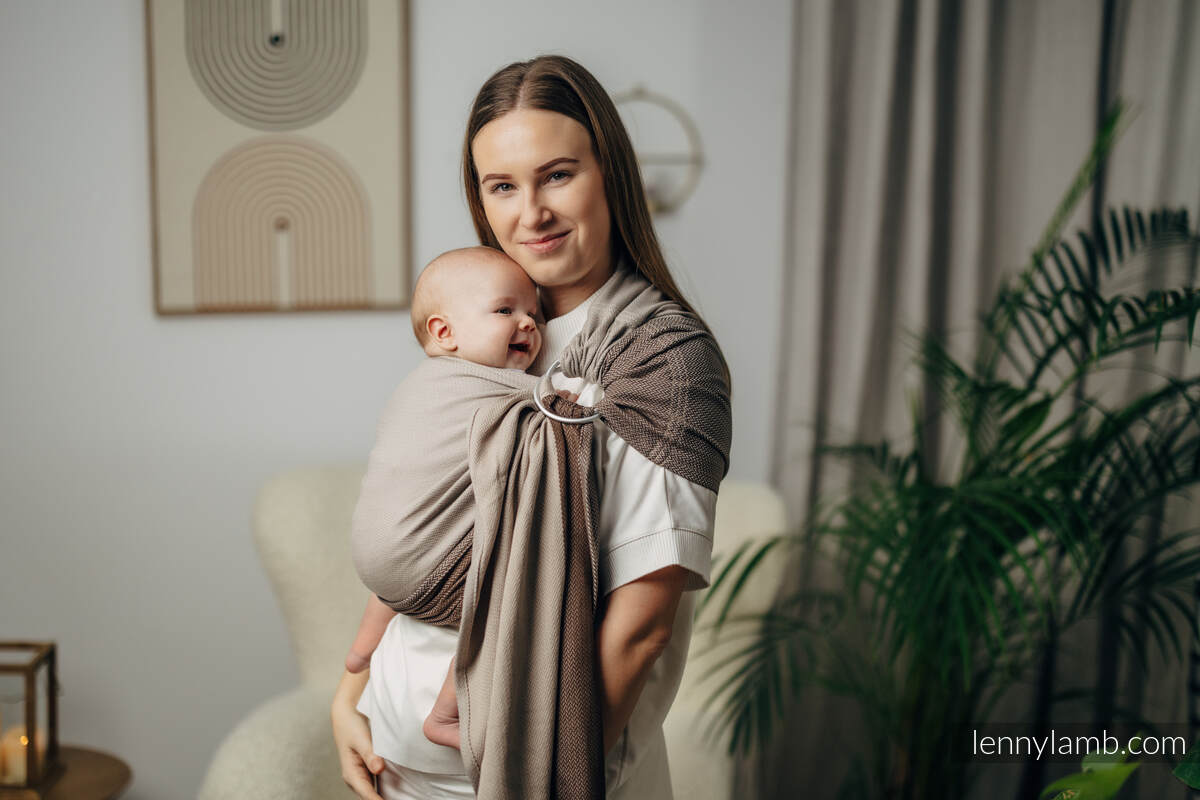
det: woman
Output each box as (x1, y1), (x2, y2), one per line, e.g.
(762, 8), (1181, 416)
(332, 55), (731, 800)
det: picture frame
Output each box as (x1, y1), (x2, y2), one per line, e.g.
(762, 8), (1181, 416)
(144, 0), (411, 314)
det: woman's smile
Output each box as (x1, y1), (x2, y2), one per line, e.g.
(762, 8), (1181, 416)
(523, 230), (570, 254)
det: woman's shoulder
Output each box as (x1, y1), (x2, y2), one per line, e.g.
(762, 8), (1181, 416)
(601, 424), (718, 503)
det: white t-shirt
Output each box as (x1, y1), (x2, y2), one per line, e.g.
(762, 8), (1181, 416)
(357, 293), (718, 794)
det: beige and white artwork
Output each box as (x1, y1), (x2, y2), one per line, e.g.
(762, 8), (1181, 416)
(146, 0), (410, 313)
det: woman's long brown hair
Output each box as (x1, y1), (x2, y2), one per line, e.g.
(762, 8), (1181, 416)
(461, 56), (729, 386)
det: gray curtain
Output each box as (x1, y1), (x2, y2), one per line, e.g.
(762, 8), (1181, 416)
(761, 0), (1200, 797)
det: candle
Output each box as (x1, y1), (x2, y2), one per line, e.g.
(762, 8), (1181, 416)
(0, 725), (47, 784)
(1, 725), (26, 784)
(0, 725), (22, 784)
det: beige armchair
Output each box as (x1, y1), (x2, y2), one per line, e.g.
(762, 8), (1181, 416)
(198, 467), (787, 800)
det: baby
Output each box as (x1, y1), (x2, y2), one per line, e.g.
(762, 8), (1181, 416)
(346, 245), (542, 751)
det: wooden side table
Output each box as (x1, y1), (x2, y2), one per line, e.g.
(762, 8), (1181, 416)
(0, 746), (131, 800)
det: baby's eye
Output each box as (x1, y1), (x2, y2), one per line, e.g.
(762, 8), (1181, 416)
(496, 307), (512, 315)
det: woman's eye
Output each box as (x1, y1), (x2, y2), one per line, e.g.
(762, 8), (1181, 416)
(547, 171), (570, 183)
(488, 182), (515, 194)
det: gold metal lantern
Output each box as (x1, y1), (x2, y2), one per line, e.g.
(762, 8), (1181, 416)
(0, 643), (61, 794)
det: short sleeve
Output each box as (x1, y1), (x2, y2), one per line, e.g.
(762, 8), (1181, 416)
(547, 369), (718, 596)
(596, 424), (717, 595)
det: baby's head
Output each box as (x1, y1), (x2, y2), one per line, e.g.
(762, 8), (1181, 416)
(411, 246), (542, 371)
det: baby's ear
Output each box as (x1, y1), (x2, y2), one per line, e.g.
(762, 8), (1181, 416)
(427, 314), (455, 351)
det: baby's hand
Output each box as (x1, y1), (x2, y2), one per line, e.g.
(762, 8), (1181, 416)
(556, 389), (581, 403)
(422, 704), (461, 750)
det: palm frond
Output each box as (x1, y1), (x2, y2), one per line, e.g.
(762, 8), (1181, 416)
(697, 99), (1200, 798)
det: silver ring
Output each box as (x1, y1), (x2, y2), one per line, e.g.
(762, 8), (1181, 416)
(533, 360), (601, 424)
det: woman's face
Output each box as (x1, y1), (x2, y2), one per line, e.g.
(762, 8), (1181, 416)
(472, 108), (614, 318)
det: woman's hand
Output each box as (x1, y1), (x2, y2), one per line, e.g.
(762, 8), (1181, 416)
(331, 668), (385, 800)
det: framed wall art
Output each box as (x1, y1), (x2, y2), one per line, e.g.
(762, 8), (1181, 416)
(145, 0), (410, 314)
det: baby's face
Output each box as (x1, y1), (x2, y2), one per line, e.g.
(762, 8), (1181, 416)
(443, 259), (542, 370)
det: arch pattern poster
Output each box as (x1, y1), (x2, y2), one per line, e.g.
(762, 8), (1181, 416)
(146, 0), (410, 313)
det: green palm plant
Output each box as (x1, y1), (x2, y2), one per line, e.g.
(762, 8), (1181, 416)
(698, 105), (1200, 799)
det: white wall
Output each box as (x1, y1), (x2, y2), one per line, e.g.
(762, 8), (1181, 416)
(0, 1), (791, 797)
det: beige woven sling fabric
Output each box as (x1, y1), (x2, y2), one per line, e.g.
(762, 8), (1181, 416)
(351, 266), (732, 799)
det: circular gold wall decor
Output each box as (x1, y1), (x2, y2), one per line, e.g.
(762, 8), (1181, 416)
(185, 0), (367, 131)
(193, 137), (371, 310)
(612, 85), (704, 215)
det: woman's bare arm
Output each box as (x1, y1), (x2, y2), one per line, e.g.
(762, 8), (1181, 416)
(595, 564), (688, 754)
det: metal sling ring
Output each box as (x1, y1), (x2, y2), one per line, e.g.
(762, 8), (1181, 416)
(533, 360), (601, 424)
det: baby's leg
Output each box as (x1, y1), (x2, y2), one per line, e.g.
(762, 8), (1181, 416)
(346, 595), (398, 673)
(422, 657), (460, 749)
